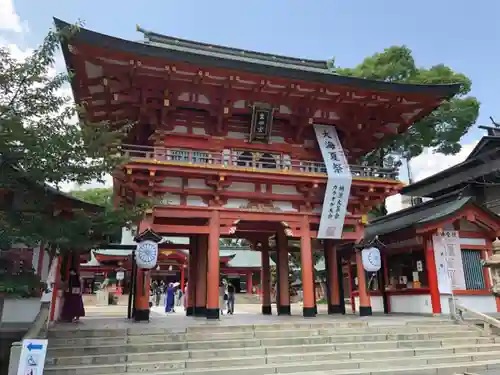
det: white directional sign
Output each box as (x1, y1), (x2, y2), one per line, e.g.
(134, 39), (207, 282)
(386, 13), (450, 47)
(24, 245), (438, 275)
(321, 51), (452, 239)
(17, 339), (48, 375)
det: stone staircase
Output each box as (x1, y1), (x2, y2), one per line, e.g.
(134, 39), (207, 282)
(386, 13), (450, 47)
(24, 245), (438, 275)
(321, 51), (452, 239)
(45, 319), (500, 375)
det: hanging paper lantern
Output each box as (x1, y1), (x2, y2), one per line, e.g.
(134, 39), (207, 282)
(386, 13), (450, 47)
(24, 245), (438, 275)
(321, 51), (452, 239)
(361, 247), (381, 272)
(136, 240), (159, 269)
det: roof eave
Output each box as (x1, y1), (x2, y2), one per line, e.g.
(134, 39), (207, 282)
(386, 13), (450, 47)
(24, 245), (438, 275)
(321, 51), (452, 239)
(53, 18), (462, 99)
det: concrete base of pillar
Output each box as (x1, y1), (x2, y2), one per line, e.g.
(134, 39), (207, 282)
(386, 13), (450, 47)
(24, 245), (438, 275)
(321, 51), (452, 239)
(262, 305), (272, 315)
(134, 308), (150, 322)
(359, 306), (372, 316)
(206, 308), (220, 320)
(328, 304), (343, 314)
(303, 306), (316, 317)
(194, 306), (206, 317)
(185, 306), (194, 316)
(277, 305), (291, 315)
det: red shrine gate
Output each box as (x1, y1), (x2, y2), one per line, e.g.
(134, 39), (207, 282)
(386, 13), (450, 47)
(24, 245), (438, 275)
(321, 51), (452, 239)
(57, 18), (461, 319)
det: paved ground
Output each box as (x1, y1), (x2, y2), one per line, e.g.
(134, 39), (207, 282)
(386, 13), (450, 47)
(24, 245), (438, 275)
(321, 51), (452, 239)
(51, 303), (451, 331)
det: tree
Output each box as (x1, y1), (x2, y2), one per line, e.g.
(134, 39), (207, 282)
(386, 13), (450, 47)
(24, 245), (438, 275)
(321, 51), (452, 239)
(334, 46), (479, 165)
(0, 25), (147, 256)
(71, 188), (113, 206)
(332, 46), (479, 214)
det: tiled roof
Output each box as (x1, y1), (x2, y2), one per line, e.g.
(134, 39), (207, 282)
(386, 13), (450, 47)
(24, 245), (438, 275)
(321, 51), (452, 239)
(82, 246), (275, 268)
(364, 194), (488, 239)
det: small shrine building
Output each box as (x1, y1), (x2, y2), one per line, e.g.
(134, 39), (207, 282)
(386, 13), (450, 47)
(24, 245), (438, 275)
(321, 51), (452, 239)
(356, 131), (500, 316)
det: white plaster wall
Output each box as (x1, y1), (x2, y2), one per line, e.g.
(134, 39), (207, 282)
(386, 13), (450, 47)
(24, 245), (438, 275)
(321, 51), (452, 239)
(460, 237), (487, 246)
(353, 295), (384, 313)
(187, 179), (210, 189)
(1, 298), (41, 323)
(161, 193), (181, 205)
(270, 136), (285, 143)
(271, 185), (299, 195)
(227, 182), (255, 192)
(162, 177), (183, 187)
(186, 196), (207, 207)
(171, 125), (188, 133)
(440, 295), (498, 314)
(271, 201), (297, 212)
(390, 294), (433, 314)
(227, 132), (246, 139)
(192, 127), (206, 135)
(224, 199), (249, 208)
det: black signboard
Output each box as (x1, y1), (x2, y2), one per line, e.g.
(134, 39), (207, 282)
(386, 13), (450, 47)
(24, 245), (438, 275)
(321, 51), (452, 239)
(250, 106), (273, 143)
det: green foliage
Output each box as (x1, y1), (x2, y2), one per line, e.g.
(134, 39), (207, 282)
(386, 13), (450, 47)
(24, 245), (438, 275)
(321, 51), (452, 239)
(71, 188), (113, 206)
(0, 25), (146, 253)
(334, 46), (480, 163)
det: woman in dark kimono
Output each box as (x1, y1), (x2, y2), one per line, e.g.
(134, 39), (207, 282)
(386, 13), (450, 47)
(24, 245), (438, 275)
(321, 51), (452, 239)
(164, 283), (175, 313)
(60, 268), (85, 322)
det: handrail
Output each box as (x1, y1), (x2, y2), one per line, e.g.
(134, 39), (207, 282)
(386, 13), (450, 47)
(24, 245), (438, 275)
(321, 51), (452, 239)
(7, 301), (50, 375)
(120, 144), (399, 180)
(453, 300), (500, 336)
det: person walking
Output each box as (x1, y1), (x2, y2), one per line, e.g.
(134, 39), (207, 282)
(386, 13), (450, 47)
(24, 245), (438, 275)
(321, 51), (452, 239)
(227, 280), (236, 314)
(60, 268), (85, 323)
(176, 287), (183, 306)
(220, 280), (227, 315)
(154, 283), (162, 307)
(165, 283), (175, 313)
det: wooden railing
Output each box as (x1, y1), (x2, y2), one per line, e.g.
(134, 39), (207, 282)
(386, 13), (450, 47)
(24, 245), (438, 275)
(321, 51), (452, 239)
(121, 144), (399, 180)
(7, 301), (49, 375)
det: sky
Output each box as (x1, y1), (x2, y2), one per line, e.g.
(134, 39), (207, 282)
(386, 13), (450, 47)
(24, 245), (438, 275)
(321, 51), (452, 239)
(1, 0), (499, 213)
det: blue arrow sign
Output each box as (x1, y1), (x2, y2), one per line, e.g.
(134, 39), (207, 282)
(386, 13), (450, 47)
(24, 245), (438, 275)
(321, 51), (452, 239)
(27, 343), (43, 351)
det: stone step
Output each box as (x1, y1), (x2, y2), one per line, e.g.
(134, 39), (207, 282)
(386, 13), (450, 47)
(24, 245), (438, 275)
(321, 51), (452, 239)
(47, 319), (454, 339)
(47, 330), (482, 352)
(45, 342), (500, 367)
(42, 349), (500, 375)
(47, 336), (497, 358)
(283, 359), (500, 374)
(47, 324), (474, 347)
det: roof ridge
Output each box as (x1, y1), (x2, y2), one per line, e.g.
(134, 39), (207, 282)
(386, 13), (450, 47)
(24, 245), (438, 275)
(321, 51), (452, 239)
(135, 24), (329, 70)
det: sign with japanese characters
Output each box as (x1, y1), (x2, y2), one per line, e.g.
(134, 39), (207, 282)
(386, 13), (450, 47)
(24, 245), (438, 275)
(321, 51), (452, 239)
(432, 230), (466, 294)
(250, 106), (273, 143)
(313, 124), (352, 239)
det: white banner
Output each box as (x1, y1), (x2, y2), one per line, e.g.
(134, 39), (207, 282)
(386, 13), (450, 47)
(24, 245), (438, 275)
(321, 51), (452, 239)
(313, 124), (352, 239)
(432, 230), (466, 294)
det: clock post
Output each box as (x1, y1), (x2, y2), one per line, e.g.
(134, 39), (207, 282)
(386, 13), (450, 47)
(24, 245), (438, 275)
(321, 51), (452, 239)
(133, 228), (162, 322)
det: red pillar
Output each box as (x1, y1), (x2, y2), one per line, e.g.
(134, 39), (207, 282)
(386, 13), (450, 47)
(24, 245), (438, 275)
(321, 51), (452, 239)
(180, 265), (185, 292)
(49, 255), (62, 322)
(355, 249), (372, 316)
(195, 236), (208, 316)
(300, 215), (315, 317)
(277, 230), (291, 315)
(186, 243), (197, 316)
(325, 240), (341, 314)
(425, 235), (441, 314)
(206, 210), (220, 319)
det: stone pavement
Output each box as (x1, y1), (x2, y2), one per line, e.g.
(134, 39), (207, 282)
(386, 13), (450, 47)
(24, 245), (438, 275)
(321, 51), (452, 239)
(54, 302), (449, 332)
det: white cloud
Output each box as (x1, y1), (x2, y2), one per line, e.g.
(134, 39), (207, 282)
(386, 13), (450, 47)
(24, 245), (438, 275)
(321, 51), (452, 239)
(0, 0), (27, 33)
(385, 142), (479, 214)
